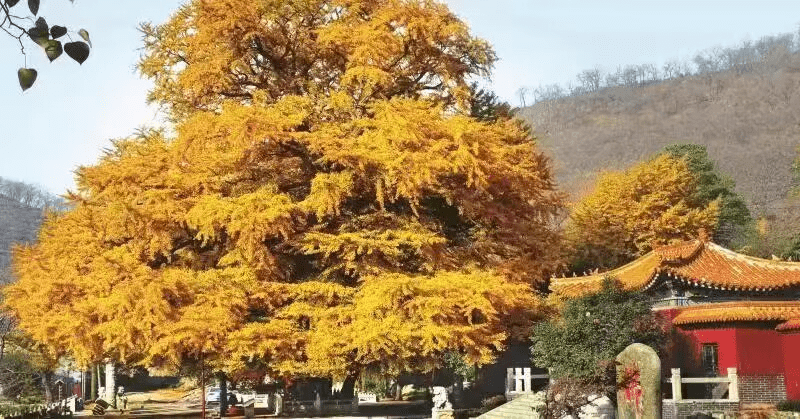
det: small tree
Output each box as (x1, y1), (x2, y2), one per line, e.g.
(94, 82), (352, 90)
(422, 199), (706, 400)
(531, 279), (663, 417)
(565, 154), (720, 272)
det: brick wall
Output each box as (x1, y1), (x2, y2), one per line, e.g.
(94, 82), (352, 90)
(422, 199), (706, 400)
(739, 374), (787, 404)
(663, 400), (739, 419)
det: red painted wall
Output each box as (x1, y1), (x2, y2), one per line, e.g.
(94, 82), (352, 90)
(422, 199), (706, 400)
(681, 327), (738, 376)
(782, 332), (800, 400)
(657, 309), (800, 400)
(735, 326), (784, 375)
(657, 309), (739, 376)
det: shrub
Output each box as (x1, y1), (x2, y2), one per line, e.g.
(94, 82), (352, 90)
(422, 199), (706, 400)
(532, 278), (664, 382)
(777, 400), (800, 412)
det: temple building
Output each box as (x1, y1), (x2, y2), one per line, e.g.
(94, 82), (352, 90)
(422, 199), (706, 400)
(550, 239), (800, 404)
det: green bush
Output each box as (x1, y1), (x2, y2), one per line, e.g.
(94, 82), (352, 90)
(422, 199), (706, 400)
(777, 400), (800, 412)
(531, 278), (664, 381)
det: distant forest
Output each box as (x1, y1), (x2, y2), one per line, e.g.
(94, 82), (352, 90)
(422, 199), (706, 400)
(0, 178), (62, 276)
(519, 28), (800, 258)
(517, 28), (800, 104)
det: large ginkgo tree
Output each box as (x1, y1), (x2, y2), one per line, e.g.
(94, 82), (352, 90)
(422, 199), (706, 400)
(5, 0), (564, 392)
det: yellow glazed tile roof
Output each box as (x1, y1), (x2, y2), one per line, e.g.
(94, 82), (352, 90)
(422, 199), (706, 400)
(672, 301), (800, 326)
(549, 251), (662, 297)
(550, 240), (800, 298)
(776, 318), (800, 332)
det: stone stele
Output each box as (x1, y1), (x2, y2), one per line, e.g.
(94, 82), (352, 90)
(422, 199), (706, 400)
(616, 343), (661, 419)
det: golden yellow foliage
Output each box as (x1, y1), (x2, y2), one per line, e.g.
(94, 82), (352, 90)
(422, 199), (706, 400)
(138, 0), (495, 122)
(5, 0), (563, 382)
(566, 154), (719, 270)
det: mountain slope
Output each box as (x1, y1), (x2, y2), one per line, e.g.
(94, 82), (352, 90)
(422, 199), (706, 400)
(0, 194), (42, 273)
(521, 54), (800, 226)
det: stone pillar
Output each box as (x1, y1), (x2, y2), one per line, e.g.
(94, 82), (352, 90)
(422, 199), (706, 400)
(104, 362), (116, 408)
(274, 393), (283, 416)
(671, 368), (682, 400)
(505, 368), (514, 398)
(66, 395), (78, 414)
(616, 343), (661, 419)
(727, 368), (739, 401)
(522, 367), (532, 393)
(243, 399), (255, 419)
(314, 392), (322, 415)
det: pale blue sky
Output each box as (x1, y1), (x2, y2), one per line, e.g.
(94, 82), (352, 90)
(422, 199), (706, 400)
(2, 0), (799, 195)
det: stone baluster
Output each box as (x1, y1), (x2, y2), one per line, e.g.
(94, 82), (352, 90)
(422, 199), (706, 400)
(727, 368), (739, 401)
(671, 368), (682, 401)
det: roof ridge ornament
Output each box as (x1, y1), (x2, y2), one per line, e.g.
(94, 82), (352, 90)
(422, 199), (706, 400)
(698, 228), (711, 243)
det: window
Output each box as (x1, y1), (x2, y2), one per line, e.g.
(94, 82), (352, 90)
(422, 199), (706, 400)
(701, 343), (719, 376)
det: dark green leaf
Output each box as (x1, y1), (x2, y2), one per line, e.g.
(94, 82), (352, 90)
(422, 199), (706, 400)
(45, 40), (62, 62)
(35, 17), (47, 31)
(27, 0), (39, 15)
(27, 27), (49, 47)
(78, 29), (91, 47)
(50, 26), (67, 39)
(64, 41), (90, 64)
(17, 68), (37, 91)
(5, 0), (21, 7)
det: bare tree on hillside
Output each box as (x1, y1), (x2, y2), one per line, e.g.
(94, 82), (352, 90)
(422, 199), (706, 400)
(534, 84), (566, 102)
(0, 178), (62, 210)
(577, 68), (602, 93)
(523, 27), (800, 107)
(641, 63), (660, 84)
(620, 65), (640, 87)
(516, 87), (529, 107)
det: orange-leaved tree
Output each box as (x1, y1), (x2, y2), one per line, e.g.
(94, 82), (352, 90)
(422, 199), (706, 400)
(566, 154), (719, 272)
(5, 0), (563, 392)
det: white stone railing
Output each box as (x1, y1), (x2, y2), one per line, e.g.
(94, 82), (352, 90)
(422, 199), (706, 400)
(506, 367), (549, 398)
(283, 394), (358, 415)
(0, 395), (80, 419)
(357, 392), (377, 402)
(665, 367), (739, 401)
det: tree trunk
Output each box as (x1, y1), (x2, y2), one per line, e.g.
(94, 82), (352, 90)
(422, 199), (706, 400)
(90, 364), (97, 400)
(340, 373), (359, 399)
(42, 372), (53, 404)
(395, 378), (402, 401)
(98, 364), (104, 392)
(200, 358), (206, 419)
(105, 362), (116, 408)
(218, 372), (228, 417)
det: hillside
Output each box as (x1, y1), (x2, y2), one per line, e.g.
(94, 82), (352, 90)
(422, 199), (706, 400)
(520, 52), (800, 242)
(0, 195), (42, 274)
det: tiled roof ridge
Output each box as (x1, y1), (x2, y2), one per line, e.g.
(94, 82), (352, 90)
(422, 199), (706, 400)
(706, 242), (800, 271)
(680, 301), (800, 309)
(550, 240), (800, 297)
(553, 240), (707, 287)
(776, 318), (800, 332)
(549, 251), (657, 285)
(673, 301), (800, 327)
